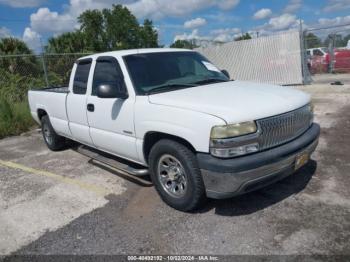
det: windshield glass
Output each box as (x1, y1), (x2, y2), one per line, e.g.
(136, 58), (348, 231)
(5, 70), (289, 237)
(123, 51), (229, 94)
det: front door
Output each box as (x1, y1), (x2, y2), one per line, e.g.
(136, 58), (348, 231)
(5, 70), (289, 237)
(86, 56), (138, 162)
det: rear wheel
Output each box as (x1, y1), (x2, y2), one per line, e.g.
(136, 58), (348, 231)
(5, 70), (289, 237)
(148, 139), (206, 211)
(41, 115), (65, 151)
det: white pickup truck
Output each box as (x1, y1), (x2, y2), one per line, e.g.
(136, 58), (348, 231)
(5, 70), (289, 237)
(28, 48), (320, 211)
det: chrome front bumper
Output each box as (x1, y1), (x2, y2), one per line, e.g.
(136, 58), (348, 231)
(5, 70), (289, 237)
(197, 123), (320, 199)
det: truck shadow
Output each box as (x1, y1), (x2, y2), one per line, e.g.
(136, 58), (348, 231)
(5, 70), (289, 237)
(111, 99), (124, 120)
(197, 160), (317, 216)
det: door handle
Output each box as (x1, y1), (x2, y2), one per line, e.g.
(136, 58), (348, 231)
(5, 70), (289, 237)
(87, 103), (95, 112)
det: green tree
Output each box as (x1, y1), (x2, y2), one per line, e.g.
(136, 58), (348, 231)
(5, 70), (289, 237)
(101, 5), (142, 50)
(78, 9), (105, 51)
(170, 40), (198, 49)
(45, 31), (89, 85)
(0, 37), (39, 76)
(305, 32), (322, 48)
(0, 37), (32, 55)
(324, 34), (348, 48)
(47, 5), (159, 53)
(235, 33), (252, 41)
(46, 31), (88, 53)
(139, 19), (158, 48)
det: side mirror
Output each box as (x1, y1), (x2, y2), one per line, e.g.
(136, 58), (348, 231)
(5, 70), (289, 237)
(221, 69), (230, 79)
(97, 84), (128, 99)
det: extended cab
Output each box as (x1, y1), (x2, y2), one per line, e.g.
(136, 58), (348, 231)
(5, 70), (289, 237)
(28, 48), (320, 211)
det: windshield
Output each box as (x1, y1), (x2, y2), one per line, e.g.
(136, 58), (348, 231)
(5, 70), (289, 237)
(123, 51), (229, 95)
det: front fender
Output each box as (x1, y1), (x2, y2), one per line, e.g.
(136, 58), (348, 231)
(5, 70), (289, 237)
(135, 100), (226, 162)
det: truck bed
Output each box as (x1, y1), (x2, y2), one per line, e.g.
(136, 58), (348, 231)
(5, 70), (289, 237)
(28, 86), (71, 137)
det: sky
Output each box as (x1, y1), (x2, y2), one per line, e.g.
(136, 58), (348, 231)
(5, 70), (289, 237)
(0, 0), (350, 52)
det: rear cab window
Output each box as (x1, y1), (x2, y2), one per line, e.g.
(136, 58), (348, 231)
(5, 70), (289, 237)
(73, 59), (92, 95)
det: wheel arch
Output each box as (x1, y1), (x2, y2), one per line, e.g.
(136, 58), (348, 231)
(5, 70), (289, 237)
(143, 132), (197, 164)
(37, 108), (48, 121)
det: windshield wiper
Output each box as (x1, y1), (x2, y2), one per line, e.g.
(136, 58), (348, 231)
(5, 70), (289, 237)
(146, 83), (197, 95)
(193, 78), (229, 85)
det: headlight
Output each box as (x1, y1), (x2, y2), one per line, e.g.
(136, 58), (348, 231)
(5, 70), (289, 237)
(210, 143), (259, 158)
(210, 121), (258, 158)
(210, 121), (257, 139)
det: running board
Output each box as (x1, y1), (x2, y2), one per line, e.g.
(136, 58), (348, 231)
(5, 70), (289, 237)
(76, 145), (149, 177)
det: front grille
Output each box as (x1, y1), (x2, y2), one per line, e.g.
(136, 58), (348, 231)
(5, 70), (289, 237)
(257, 105), (312, 150)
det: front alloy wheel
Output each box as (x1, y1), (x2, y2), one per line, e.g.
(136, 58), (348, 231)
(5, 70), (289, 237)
(157, 154), (187, 198)
(148, 139), (206, 212)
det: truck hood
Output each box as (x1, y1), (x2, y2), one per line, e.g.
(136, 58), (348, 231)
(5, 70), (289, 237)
(148, 80), (310, 124)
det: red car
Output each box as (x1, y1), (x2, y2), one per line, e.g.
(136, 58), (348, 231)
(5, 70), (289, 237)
(307, 48), (350, 74)
(334, 49), (350, 72)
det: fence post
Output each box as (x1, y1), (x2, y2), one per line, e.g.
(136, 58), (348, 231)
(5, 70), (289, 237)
(299, 19), (311, 84)
(328, 34), (335, 73)
(40, 38), (49, 87)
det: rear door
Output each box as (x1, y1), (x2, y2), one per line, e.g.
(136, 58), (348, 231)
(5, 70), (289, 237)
(86, 56), (138, 162)
(67, 59), (94, 146)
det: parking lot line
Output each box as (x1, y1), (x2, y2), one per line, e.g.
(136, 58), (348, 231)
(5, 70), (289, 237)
(0, 159), (111, 196)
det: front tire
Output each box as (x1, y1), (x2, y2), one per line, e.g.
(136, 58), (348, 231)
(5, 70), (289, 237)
(148, 139), (206, 211)
(41, 115), (65, 151)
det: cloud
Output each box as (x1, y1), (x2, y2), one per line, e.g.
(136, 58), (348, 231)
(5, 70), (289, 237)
(213, 33), (236, 42)
(128, 0), (240, 19)
(217, 0), (240, 10)
(266, 13), (299, 31)
(0, 0), (45, 8)
(0, 26), (11, 38)
(23, 27), (41, 52)
(211, 28), (242, 42)
(28, 0), (132, 35)
(204, 12), (241, 23)
(174, 27), (242, 43)
(210, 27), (241, 35)
(174, 29), (210, 42)
(310, 15), (350, 39)
(27, 0), (240, 36)
(323, 0), (350, 12)
(253, 8), (272, 20)
(318, 15), (350, 26)
(283, 0), (302, 13)
(184, 18), (207, 29)
(30, 7), (77, 34)
(253, 13), (301, 36)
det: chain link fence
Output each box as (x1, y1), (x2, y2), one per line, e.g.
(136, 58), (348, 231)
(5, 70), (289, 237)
(196, 30), (305, 85)
(303, 24), (350, 76)
(0, 53), (89, 103)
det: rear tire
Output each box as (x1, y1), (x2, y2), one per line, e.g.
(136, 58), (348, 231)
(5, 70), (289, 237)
(41, 115), (65, 151)
(148, 139), (206, 212)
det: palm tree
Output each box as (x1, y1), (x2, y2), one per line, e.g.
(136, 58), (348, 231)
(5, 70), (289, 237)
(0, 37), (32, 55)
(0, 37), (39, 76)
